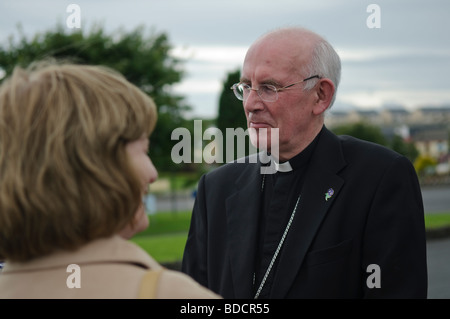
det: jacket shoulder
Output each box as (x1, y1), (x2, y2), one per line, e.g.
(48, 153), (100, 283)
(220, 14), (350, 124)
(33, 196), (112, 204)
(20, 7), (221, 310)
(156, 269), (222, 299)
(203, 153), (260, 181)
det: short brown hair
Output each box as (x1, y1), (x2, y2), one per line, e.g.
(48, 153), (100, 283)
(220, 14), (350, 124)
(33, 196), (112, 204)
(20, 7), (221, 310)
(0, 62), (157, 262)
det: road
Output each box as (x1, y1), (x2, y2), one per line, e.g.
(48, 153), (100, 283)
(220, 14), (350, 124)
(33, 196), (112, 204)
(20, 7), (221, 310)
(421, 186), (450, 298)
(422, 186), (450, 213)
(154, 185), (450, 214)
(427, 237), (450, 299)
(154, 192), (195, 213)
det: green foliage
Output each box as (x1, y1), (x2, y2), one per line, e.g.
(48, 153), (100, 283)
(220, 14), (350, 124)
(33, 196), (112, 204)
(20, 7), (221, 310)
(134, 211), (192, 237)
(130, 211), (192, 263)
(425, 213), (450, 229)
(216, 69), (249, 162)
(331, 122), (420, 162)
(130, 233), (188, 263)
(331, 122), (388, 146)
(0, 23), (192, 171)
(414, 155), (438, 176)
(390, 134), (419, 163)
(217, 69), (246, 131)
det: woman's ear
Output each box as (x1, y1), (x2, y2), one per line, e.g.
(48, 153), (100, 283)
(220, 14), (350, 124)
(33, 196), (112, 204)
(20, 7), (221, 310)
(312, 78), (335, 115)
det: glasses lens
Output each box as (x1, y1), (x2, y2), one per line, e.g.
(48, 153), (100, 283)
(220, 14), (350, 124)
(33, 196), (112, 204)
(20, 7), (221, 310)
(258, 85), (277, 102)
(231, 83), (278, 102)
(231, 83), (245, 101)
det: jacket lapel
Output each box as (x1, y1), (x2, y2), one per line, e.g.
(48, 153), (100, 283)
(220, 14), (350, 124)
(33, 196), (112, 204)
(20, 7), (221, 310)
(226, 154), (264, 298)
(270, 127), (347, 298)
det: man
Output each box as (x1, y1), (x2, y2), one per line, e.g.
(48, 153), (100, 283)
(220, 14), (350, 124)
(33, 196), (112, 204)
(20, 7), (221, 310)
(182, 27), (427, 298)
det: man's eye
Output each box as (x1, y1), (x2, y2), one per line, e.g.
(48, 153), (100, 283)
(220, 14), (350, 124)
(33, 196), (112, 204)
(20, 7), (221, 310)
(260, 85), (276, 93)
(239, 83), (251, 92)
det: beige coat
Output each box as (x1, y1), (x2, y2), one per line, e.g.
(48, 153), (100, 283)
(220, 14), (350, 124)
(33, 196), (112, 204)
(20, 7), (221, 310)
(0, 235), (220, 299)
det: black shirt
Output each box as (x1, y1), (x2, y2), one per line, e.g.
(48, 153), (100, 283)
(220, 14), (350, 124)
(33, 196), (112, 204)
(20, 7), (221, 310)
(254, 128), (322, 298)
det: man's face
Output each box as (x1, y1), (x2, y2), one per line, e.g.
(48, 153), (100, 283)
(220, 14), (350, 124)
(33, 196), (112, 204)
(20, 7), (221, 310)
(241, 36), (318, 160)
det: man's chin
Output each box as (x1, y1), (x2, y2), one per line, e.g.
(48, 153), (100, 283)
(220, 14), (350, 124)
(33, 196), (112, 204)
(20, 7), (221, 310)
(248, 127), (279, 154)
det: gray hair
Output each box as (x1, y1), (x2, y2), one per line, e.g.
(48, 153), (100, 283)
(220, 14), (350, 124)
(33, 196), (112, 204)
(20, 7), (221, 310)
(303, 39), (341, 108)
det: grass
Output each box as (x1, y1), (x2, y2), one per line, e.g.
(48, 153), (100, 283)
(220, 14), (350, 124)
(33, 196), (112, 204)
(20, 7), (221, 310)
(424, 212), (450, 229)
(130, 211), (450, 263)
(135, 211), (192, 237)
(131, 233), (188, 263)
(129, 211), (191, 263)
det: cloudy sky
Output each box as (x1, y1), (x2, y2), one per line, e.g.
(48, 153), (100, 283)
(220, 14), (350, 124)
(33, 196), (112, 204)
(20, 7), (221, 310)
(1, 0), (449, 118)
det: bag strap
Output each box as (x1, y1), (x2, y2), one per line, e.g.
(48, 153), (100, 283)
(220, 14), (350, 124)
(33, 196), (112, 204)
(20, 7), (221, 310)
(138, 269), (164, 299)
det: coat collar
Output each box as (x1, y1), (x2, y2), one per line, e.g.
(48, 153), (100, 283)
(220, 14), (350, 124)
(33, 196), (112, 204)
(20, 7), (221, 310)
(2, 235), (159, 273)
(226, 155), (263, 298)
(225, 126), (347, 298)
(270, 126), (347, 298)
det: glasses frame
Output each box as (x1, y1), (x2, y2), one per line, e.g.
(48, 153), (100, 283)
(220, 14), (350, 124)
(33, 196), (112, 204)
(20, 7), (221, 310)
(230, 75), (321, 102)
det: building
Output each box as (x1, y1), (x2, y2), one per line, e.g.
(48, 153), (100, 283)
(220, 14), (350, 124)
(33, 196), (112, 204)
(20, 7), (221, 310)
(325, 105), (450, 163)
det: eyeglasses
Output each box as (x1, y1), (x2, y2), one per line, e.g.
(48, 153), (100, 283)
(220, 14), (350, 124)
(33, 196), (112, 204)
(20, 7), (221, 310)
(230, 75), (321, 102)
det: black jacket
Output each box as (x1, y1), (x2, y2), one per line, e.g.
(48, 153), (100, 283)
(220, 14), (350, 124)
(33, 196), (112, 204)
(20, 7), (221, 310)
(182, 127), (427, 298)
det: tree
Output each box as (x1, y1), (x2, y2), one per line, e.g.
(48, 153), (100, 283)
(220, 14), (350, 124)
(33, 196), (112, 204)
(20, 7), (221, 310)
(414, 155), (437, 176)
(216, 69), (249, 162)
(390, 135), (419, 163)
(0, 23), (190, 172)
(331, 122), (420, 162)
(331, 122), (388, 146)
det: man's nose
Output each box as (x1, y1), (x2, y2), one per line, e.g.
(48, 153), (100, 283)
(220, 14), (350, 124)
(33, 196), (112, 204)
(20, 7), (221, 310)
(243, 89), (264, 113)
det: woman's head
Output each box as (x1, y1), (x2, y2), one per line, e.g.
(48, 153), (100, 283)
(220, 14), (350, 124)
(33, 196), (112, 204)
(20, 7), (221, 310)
(0, 62), (158, 262)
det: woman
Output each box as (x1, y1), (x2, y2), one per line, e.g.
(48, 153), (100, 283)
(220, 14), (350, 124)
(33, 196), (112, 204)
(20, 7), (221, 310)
(0, 62), (219, 299)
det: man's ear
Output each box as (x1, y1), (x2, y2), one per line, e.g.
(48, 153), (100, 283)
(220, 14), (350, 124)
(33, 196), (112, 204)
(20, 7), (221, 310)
(312, 78), (335, 115)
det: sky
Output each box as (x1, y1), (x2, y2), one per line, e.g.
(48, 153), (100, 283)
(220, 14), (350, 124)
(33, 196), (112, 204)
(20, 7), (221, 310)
(1, 0), (449, 119)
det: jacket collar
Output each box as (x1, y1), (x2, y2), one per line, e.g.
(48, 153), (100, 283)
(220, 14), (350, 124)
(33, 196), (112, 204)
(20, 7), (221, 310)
(2, 235), (159, 273)
(270, 126), (347, 298)
(225, 126), (347, 298)
(226, 154), (264, 298)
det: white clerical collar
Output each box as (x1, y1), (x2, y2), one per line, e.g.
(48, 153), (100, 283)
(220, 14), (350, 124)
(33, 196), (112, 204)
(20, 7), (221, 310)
(259, 152), (293, 174)
(274, 160), (293, 172)
(268, 152), (293, 172)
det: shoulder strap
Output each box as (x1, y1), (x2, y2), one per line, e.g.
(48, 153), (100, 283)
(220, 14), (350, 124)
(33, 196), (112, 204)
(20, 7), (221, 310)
(138, 269), (164, 299)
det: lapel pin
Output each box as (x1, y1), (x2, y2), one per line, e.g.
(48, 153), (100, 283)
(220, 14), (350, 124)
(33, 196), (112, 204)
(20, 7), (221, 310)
(325, 188), (335, 201)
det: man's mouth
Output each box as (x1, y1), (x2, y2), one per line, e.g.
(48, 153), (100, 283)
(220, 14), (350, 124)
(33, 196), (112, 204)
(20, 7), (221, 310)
(249, 121), (272, 129)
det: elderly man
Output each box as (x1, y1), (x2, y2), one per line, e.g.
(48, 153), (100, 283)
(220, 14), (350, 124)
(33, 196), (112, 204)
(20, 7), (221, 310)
(182, 27), (427, 299)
